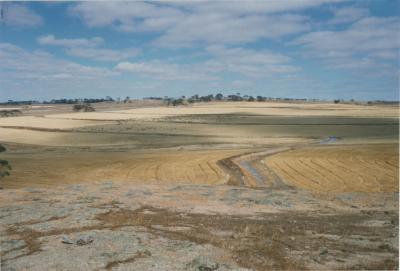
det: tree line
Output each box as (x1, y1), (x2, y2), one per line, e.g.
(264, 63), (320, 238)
(149, 93), (312, 106)
(0, 97), (114, 106)
(1, 94), (397, 107)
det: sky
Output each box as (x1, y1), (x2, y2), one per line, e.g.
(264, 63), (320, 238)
(0, 0), (399, 102)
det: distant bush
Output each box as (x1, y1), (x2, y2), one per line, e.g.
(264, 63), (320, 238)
(0, 100), (39, 106)
(0, 144), (11, 179)
(168, 98), (185, 106)
(73, 103), (95, 112)
(227, 94), (243, 101)
(0, 110), (22, 118)
(44, 98), (108, 104)
(257, 96), (266, 102)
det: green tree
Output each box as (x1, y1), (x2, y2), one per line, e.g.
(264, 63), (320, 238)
(215, 93), (223, 100)
(171, 98), (184, 106)
(256, 96), (266, 102)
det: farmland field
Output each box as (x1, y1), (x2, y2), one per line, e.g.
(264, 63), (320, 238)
(264, 144), (398, 192)
(0, 101), (398, 270)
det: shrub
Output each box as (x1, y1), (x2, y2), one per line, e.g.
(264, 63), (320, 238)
(0, 110), (22, 118)
(73, 103), (95, 112)
(0, 144), (11, 179)
(171, 98), (185, 106)
(256, 96), (266, 102)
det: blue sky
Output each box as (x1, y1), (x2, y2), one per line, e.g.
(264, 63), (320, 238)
(0, 1), (399, 101)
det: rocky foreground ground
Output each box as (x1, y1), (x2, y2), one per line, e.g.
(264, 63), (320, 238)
(0, 181), (398, 270)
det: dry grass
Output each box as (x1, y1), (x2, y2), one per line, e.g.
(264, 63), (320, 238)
(264, 144), (399, 193)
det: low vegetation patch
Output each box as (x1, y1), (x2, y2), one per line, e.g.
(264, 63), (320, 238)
(72, 103), (95, 112)
(0, 110), (22, 118)
(0, 144), (11, 180)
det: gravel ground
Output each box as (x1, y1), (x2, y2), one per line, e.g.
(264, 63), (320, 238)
(0, 182), (398, 270)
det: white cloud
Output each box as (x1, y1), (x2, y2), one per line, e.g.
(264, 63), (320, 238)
(115, 61), (217, 81)
(115, 45), (299, 81)
(204, 45), (300, 77)
(37, 35), (104, 47)
(206, 45), (291, 65)
(116, 62), (170, 76)
(69, 2), (183, 31)
(71, 0), (345, 27)
(153, 14), (310, 47)
(37, 34), (140, 62)
(292, 17), (399, 56)
(68, 1), (351, 47)
(327, 6), (369, 25)
(290, 16), (399, 74)
(0, 3), (43, 27)
(0, 43), (116, 81)
(66, 47), (140, 62)
(169, 1), (346, 15)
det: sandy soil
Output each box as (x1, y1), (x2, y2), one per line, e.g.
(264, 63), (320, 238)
(0, 116), (112, 129)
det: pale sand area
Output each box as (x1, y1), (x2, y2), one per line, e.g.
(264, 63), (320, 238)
(44, 102), (399, 121)
(0, 102), (397, 130)
(113, 102), (399, 118)
(0, 126), (310, 147)
(0, 107), (23, 110)
(0, 116), (113, 129)
(0, 128), (144, 146)
(0, 102), (397, 146)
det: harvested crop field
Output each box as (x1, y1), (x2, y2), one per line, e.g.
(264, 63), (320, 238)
(0, 101), (398, 270)
(263, 144), (399, 193)
(1, 148), (245, 189)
